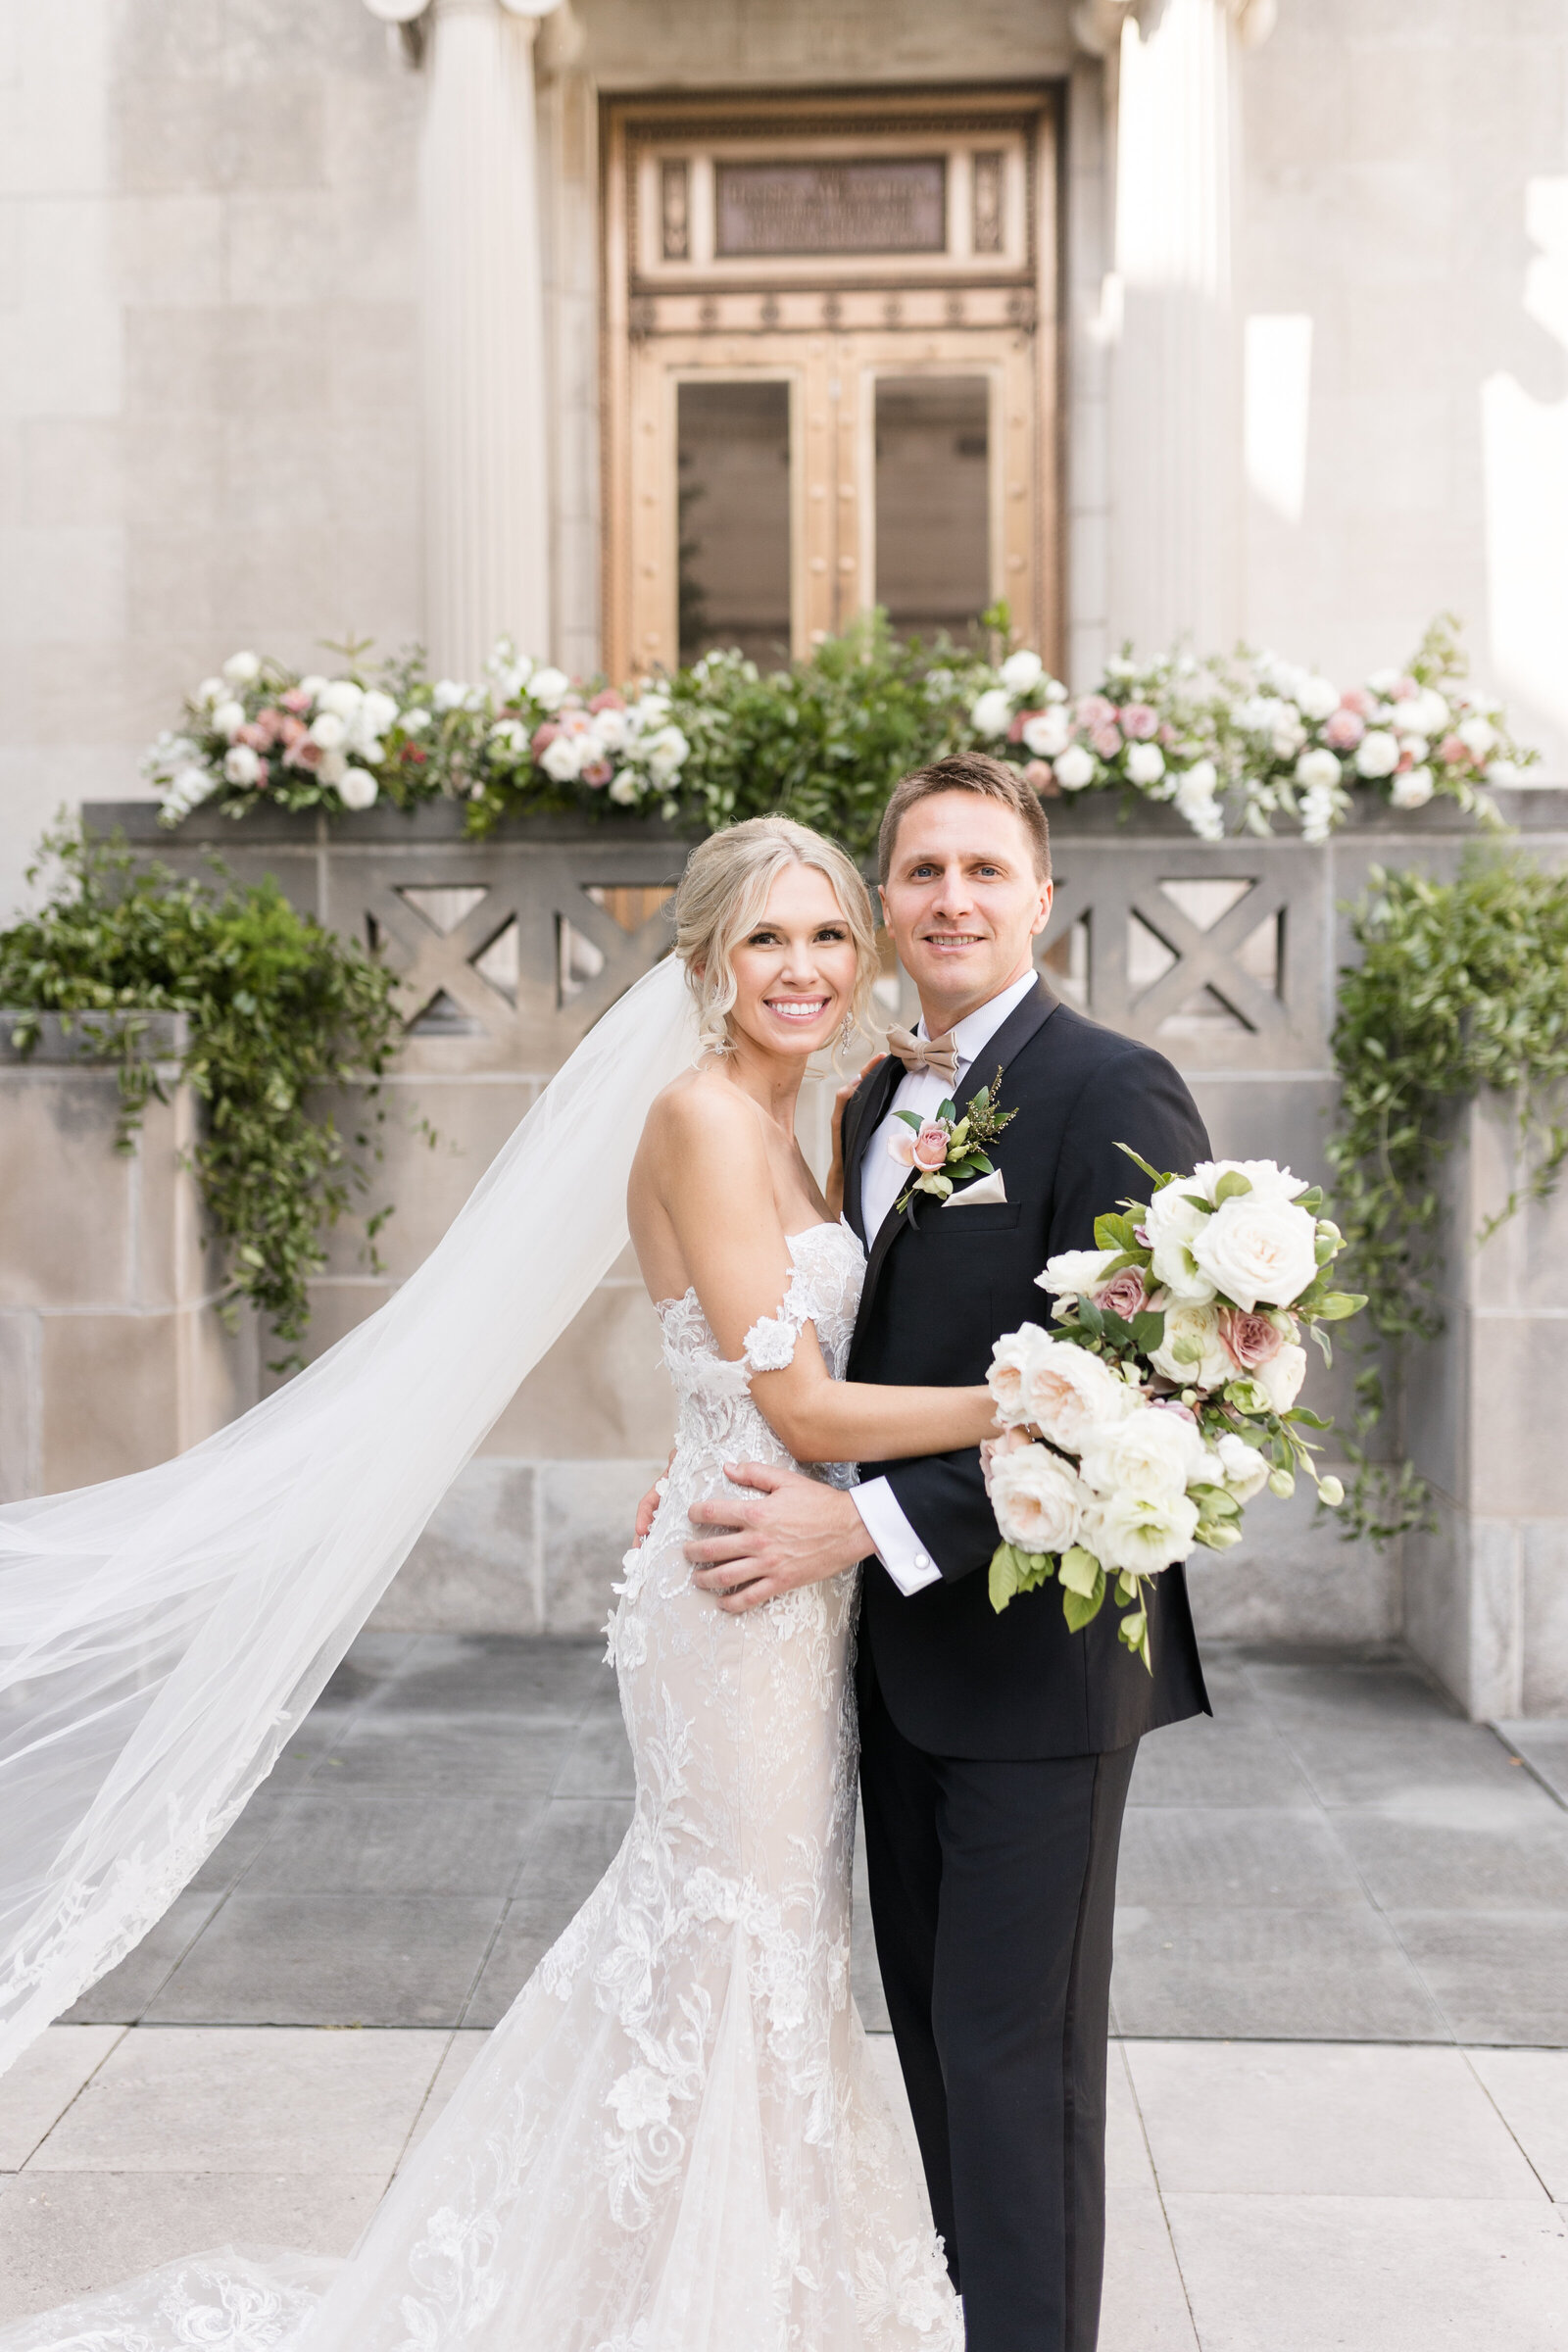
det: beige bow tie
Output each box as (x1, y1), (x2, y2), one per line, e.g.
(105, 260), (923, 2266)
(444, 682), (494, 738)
(886, 1023), (961, 1081)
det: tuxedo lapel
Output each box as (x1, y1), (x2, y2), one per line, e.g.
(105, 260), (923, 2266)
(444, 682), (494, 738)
(850, 978), (1061, 1343)
(843, 1052), (904, 1247)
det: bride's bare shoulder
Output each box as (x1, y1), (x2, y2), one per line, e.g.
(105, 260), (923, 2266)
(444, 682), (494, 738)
(641, 1066), (770, 1180)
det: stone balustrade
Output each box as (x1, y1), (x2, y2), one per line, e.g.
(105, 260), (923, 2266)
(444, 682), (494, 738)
(2, 790), (1561, 1708)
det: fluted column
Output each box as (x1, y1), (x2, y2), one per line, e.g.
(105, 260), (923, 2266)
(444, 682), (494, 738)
(1085, 0), (1273, 655)
(384, 0), (557, 674)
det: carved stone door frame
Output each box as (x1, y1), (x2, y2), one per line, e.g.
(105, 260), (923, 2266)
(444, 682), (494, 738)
(601, 87), (1061, 679)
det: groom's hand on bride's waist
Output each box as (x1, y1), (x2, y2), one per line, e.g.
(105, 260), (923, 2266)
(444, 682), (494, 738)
(686, 1463), (868, 1613)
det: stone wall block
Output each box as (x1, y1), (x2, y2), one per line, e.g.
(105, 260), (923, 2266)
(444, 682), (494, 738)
(540, 1458), (666, 1634)
(485, 1286), (674, 1462)
(0, 1068), (135, 1307)
(0, 1310), (41, 1505)
(1520, 1524), (1568, 1717)
(1187, 1477), (1399, 1646)
(371, 1461), (540, 1635)
(39, 1311), (181, 1492)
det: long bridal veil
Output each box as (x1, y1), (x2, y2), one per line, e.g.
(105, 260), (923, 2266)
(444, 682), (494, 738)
(0, 954), (698, 2081)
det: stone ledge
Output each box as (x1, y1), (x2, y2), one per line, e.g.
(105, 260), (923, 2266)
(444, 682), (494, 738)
(0, 1010), (190, 1063)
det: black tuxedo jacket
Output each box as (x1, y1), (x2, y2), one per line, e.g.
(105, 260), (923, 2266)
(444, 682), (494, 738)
(845, 981), (1213, 1759)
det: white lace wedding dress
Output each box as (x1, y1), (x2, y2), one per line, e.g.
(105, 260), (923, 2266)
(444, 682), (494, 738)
(1, 1221), (961, 2352)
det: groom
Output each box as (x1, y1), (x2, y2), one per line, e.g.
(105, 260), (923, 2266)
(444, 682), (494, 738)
(685, 753), (1212, 2352)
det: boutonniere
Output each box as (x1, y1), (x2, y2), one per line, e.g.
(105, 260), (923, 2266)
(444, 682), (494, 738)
(888, 1068), (1017, 1213)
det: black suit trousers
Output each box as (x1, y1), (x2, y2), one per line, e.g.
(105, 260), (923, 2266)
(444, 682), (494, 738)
(858, 1663), (1137, 2352)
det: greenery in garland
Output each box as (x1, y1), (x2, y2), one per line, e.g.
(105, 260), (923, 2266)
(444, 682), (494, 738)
(0, 828), (407, 1357)
(1327, 853), (1568, 1538)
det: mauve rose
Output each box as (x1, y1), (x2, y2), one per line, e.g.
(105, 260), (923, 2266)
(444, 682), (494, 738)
(1023, 759), (1059, 796)
(580, 759), (613, 787)
(236, 721), (269, 750)
(1099, 1267), (1151, 1321)
(1439, 732), (1470, 765)
(911, 1121), (950, 1171)
(1091, 722), (1123, 759)
(1076, 693), (1117, 730)
(531, 720), (562, 758)
(1119, 702), (1159, 740)
(278, 713), (306, 748)
(280, 688), (311, 714)
(588, 689), (625, 713)
(1323, 708), (1364, 750)
(1341, 687), (1375, 718)
(291, 739), (322, 768)
(1218, 1306), (1282, 1370)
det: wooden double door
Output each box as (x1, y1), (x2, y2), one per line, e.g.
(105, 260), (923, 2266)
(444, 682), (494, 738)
(603, 91), (1059, 677)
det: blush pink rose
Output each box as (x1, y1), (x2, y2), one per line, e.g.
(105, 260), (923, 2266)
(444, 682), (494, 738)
(1119, 702), (1159, 740)
(588, 689), (625, 713)
(1091, 722), (1123, 759)
(1324, 708), (1364, 750)
(1439, 732), (1470, 766)
(580, 759), (612, 787)
(531, 720), (562, 757)
(1218, 1306), (1282, 1370)
(1008, 708), (1047, 745)
(981, 1422), (1035, 1477)
(1149, 1396), (1199, 1425)
(912, 1120), (950, 1171)
(1076, 693), (1117, 730)
(1022, 759), (1059, 796)
(279, 689), (311, 714)
(1341, 687), (1375, 718)
(1098, 1267), (1152, 1321)
(236, 720), (270, 750)
(278, 713), (306, 748)
(290, 739), (321, 768)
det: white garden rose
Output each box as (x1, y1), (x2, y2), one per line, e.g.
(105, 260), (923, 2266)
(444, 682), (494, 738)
(1390, 765), (1435, 809)
(530, 665), (571, 711)
(1084, 1488), (1200, 1578)
(1125, 742), (1165, 785)
(1190, 1193), (1318, 1312)
(1000, 649), (1044, 696)
(592, 706), (630, 753)
(987, 1322), (1056, 1425)
(1035, 1248), (1120, 1300)
(1053, 741), (1096, 791)
(1150, 1300), (1234, 1391)
(1020, 1338), (1138, 1454)
(1294, 672), (1340, 722)
(400, 707), (431, 733)
(1254, 1340), (1306, 1413)
(540, 731), (584, 782)
(336, 767), (378, 810)
(1190, 1158), (1309, 1206)
(1488, 758), (1521, 786)
(308, 711), (346, 750)
(1213, 1432), (1270, 1502)
(318, 750), (347, 784)
(361, 689), (399, 737)
(316, 679), (363, 720)
(432, 679), (466, 712)
(1354, 728), (1400, 779)
(1077, 1402), (1207, 1505)
(298, 674), (328, 702)
(644, 724), (690, 783)
(212, 700), (246, 741)
(196, 677), (224, 708)
(970, 687), (1012, 738)
(221, 651), (261, 685)
(608, 770), (641, 806)
(1143, 1182), (1217, 1304)
(1456, 714), (1495, 759)
(1295, 747), (1342, 792)
(990, 1444), (1087, 1555)
(1021, 707), (1070, 758)
(222, 744), (262, 785)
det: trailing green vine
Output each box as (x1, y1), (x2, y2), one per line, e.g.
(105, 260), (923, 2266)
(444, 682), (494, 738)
(1327, 852), (1568, 1537)
(0, 826), (407, 1357)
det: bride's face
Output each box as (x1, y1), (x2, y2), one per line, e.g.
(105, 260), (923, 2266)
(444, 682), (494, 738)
(723, 863), (860, 1062)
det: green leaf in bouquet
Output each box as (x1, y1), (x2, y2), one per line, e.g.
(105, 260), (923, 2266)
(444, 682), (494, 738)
(1114, 1570), (1140, 1605)
(1189, 1483), (1240, 1516)
(1077, 1298), (1105, 1336)
(1058, 1545), (1102, 1597)
(989, 1544), (1024, 1613)
(1211, 1169), (1252, 1204)
(1317, 1291), (1367, 1320)
(936, 1097), (956, 1124)
(1297, 1187), (1325, 1211)
(966, 1153), (995, 1175)
(1094, 1211), (1141, 1251)
(1130, 1309), (1166, 1352)
(1061, 1571), (1106, 1633)
(1113, 1142), (1164, 1185)
(1286, 1407), (1334, 1430)
(1195, 1518), (1244, 1550)
(1117, 1606), (1151, 1667)
(894, 1108), (923, 1130)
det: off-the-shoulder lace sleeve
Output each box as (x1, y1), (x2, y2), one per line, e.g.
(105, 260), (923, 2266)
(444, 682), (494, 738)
(742, 1261), (815, 1375)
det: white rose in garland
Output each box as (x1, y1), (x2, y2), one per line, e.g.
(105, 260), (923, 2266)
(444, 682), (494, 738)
(1053, 742), (1097, 790)
(1078, 1403), (1208, 1506)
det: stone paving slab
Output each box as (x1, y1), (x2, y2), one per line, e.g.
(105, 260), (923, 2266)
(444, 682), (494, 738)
(4, 2028), (1565, 2345)
(61, 1637), (1568, 2043)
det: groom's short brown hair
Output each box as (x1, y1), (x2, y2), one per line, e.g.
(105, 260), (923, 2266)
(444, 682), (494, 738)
(878, 753), (1053, 885)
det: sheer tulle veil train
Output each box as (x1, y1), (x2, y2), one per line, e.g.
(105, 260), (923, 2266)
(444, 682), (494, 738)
(0, 955), (699, 2080)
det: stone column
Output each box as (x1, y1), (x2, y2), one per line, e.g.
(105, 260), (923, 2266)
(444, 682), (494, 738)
(369, 0), (559, 675)
(1077, 0), (1273, 658)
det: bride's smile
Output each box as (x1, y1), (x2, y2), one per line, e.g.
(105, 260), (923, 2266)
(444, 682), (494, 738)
(723, 860), (861, 1064)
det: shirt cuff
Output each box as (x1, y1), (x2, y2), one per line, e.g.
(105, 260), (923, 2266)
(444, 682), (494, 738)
(849, 1478), (943, 1596)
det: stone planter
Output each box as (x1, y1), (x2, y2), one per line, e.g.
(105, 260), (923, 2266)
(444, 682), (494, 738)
(52, 790), (1568, 1704)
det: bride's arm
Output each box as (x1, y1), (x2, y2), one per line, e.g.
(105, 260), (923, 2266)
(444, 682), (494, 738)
(655, 1087), (996, 1467)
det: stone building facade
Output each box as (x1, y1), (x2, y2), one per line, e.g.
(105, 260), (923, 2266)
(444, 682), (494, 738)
(3, 0), (1566, 913)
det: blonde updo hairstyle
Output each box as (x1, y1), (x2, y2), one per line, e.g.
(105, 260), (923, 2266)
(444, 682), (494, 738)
(673, 816), (879, 1060)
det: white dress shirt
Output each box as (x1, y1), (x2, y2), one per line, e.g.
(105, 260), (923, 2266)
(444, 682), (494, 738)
(848, 969), (1040, 1595)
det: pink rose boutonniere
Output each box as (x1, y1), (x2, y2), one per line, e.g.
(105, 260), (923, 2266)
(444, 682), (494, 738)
(887, 1069), (1017, 1213)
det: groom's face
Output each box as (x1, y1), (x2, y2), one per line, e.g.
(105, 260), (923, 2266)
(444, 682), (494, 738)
(880, 790), (1053, 1028)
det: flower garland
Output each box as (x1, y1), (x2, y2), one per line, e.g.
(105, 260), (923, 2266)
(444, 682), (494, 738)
(143, 613), (1533, 848)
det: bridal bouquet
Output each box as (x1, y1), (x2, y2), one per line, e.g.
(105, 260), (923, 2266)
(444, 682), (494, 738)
(982, 1152), (1364, 1668)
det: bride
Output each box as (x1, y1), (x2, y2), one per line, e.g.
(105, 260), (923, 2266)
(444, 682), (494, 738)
(0, 816), (1001, 2352)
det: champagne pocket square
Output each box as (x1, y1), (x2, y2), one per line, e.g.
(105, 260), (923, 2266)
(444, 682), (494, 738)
(943, 1169), (1008, 1209)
